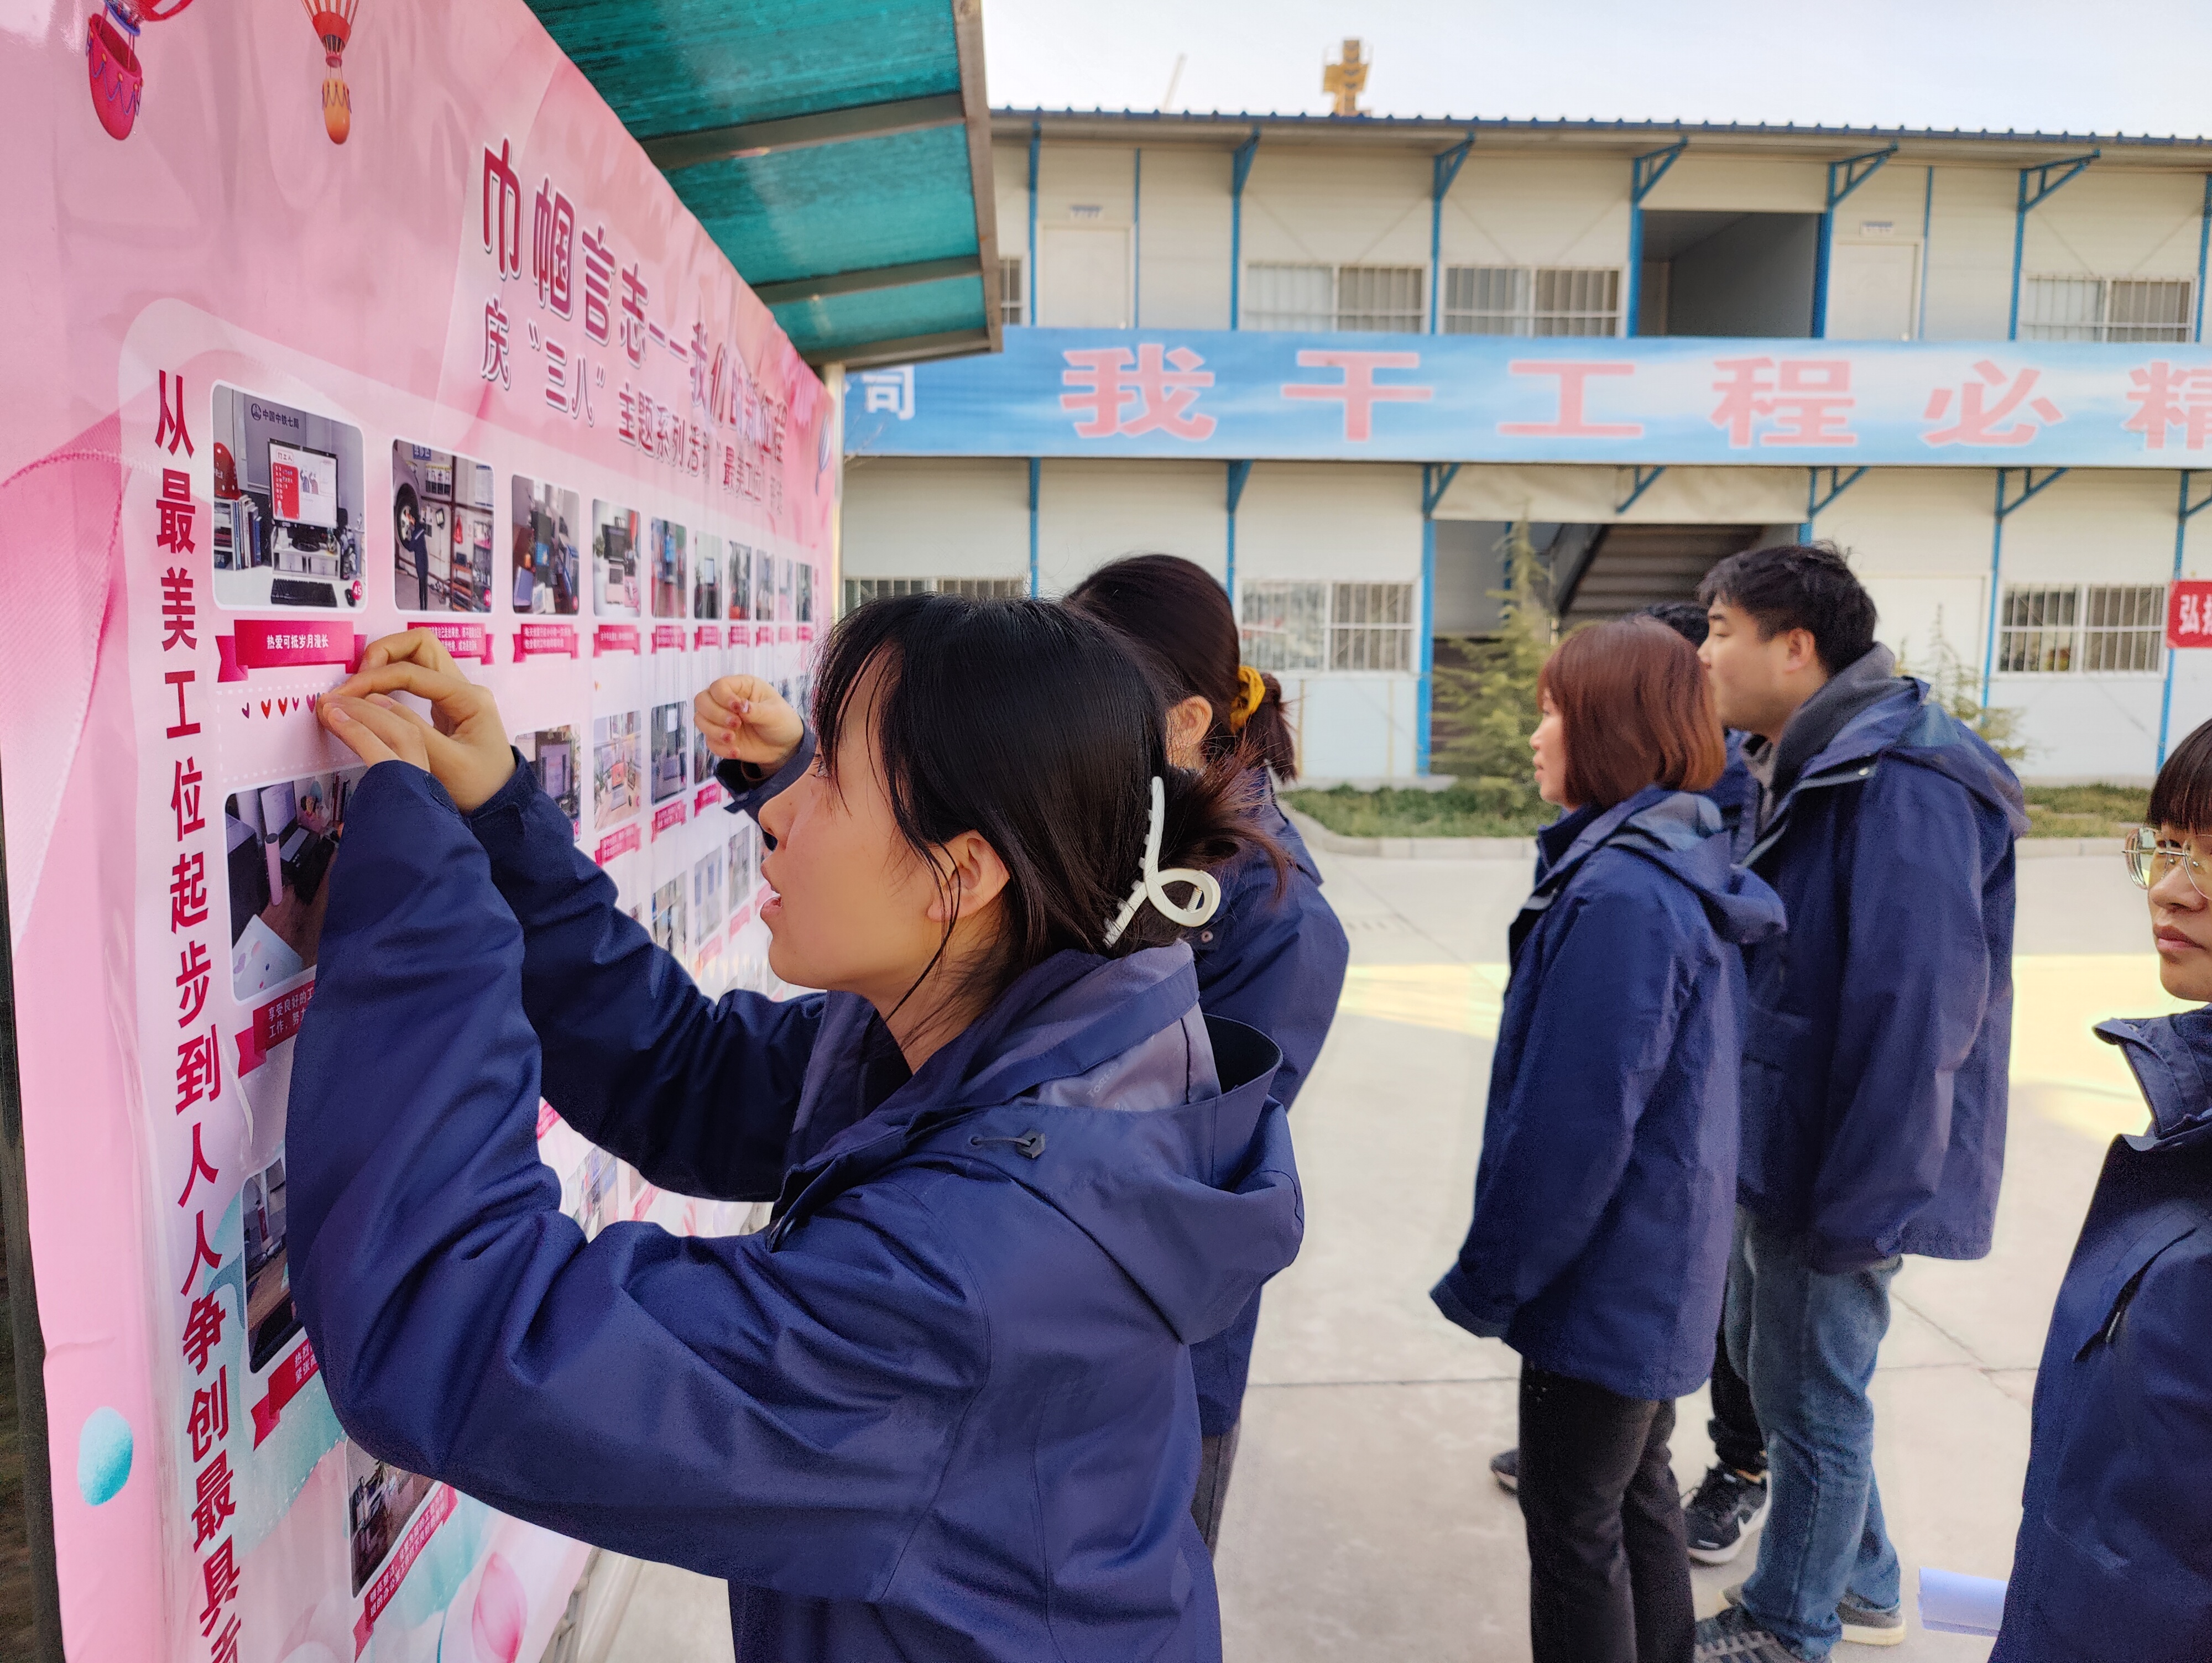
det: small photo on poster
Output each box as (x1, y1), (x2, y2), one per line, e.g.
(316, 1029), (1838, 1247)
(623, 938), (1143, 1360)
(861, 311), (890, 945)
(592, 500), (641, 618)
(390, 442), (494, 614)
(517, 726), (581, 839)
(512, 476), (582, 615)
(797, 562), (814, 625)
(649, 518), (688, 618)
(751, 550), (774, 621)
(242, 1154), (301, 1372)
(593, 710), (642, 825)
(346, 1441), (436, 1597)
(728, 818), (760, 908)
(726, 543), (753, 622)
(210, 385), (366, 610)
(651, 875), (686, 959)
(692, 714), (716, 787)
(693, 849), (723, 939)
(693, 532), (723, 620)
(226, 770), (363, 997)
(572, 1147), (617, 1240)
(777, 557), (794, 623)
(649, 702), (687, 805)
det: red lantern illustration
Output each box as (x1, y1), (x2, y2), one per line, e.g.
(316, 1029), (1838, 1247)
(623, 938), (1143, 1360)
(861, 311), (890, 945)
(301, 0), (362, 145)
(84, 0), (195, 143)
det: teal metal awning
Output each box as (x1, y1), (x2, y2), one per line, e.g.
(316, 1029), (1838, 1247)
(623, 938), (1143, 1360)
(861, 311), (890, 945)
(528, 0), (1001, 370)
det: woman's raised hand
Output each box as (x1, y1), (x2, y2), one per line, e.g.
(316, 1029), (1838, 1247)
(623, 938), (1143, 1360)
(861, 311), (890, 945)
(695, 675), (804, 770)
(317, 629), (518, 812)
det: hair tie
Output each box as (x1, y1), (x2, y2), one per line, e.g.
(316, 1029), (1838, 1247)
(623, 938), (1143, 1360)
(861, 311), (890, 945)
(1229, 664), (1267, 733)
(1102, 776), (1223, 948)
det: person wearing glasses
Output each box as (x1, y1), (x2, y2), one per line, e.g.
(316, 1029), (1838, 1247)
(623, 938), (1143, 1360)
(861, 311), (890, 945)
(1992, 718), (2212, 1662)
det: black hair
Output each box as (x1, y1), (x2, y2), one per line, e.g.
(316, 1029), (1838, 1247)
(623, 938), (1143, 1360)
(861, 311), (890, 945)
(1063, 554), (1300, 781)
(1695, 542), (1878, 674)
(2150, 718), (2212, 834)
(1641, 600), (1710, 647)
(811, 594), (1280, 1022)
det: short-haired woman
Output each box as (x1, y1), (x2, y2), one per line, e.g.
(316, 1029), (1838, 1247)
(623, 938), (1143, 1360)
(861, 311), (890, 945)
(1431, 618), (1785, 1663)
(1992, 716), (2212, 1662)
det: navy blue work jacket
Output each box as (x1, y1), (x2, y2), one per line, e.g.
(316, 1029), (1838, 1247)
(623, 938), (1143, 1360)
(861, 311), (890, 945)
(1736, 680), (2028, 1273)
(1431, 786), (1786, 1402)
(1993, 1011), (2212, 1663)
(719, 747), (1348, 1439)
(287, 759), (1305, 1663)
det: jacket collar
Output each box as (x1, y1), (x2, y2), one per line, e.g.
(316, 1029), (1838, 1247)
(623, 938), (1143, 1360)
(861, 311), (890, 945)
(2098, 1010), (2212, 1153)
(1511, 785), (1676, 961)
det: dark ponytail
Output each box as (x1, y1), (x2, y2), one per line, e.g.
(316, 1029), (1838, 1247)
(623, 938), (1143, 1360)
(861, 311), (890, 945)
(811, 595), (1280, 1015)
(1065, 553), (1301, 782)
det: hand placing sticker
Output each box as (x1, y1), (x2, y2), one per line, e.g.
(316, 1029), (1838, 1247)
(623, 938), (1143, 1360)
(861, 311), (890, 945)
(319, 627), (518, 812)
(694, 674), (804, 772)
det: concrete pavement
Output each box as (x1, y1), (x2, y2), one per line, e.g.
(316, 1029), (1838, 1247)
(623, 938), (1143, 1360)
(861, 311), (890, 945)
(604, 844), (2173, 1662)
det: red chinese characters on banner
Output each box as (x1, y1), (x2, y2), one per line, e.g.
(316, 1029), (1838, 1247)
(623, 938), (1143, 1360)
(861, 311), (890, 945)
(2126, 362), (2212, 451)
(531, 176), (574, 318)
(1060, 345), (1217, 440)
(1922, 360), (2063, 446)
(481, 139), (522, 280)
(2169, 580), (2212, 646)
(1280, 350), (1433, 441)
(1498, 362), (1644, 438)
(1710, 358), (1856, 447)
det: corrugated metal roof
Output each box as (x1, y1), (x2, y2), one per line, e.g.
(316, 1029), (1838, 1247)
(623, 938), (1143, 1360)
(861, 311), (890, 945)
(994, 107), (2212, 155)
(526, 0), (1002, 369)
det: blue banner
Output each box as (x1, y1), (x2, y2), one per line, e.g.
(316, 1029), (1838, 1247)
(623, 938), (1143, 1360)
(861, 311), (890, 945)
(846, 327), (2212, 470)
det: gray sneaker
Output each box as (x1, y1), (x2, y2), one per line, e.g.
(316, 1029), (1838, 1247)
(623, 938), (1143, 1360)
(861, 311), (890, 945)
(1723, 1582), (1907, 1649)
(1694, 1607), (1804, 1661)
(1489, 1447), (1519, 1493)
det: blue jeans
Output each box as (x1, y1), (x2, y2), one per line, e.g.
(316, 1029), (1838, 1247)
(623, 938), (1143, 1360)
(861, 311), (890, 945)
(1724, 1210), (1902, 1660)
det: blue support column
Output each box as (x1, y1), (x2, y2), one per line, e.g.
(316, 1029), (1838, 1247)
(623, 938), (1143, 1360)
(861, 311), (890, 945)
(1229, 127), (1260, 330)
(1801, 464), (1869, 543)
(1429, 134), (1474, 334)
(1027, 457), (1041, 598)
(1132, 148), (1142, 327)
(1814, 147), (1896, 337)
(1026, 122), (1040, 324)
(2008, 152), (2099, 340)
(1624, 140), (1687, 337)
(2161, 470), (2212, 764)
(1982, 467), (2070, 707)
(1418, 463), (1460, 775)
(2197, 172), (2211, 342)
(1224, 460), (1253, 599)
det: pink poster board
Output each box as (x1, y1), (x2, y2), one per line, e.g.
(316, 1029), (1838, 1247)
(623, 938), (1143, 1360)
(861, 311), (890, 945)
(0, 4), (838, 1657)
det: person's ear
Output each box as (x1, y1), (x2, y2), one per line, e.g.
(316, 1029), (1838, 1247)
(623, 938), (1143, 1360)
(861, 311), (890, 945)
(1167, 694), (1214, 763)
(925, 832), (1011, 925)
(1783, 626), (1821, 675)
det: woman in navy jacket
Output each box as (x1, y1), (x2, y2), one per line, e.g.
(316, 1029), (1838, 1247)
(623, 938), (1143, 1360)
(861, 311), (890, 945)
(1993, 717), (2212, 1662)
(1430, 618), (1784, 1663)
(285, 598), (1305, 1663)
(1063, 553), (1350, 1551)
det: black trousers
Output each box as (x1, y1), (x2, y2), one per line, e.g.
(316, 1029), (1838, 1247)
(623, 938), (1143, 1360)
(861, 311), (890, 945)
(1190, 1421), (1239, 1554)
(1708, 1319), (1767, 1476)
(1518, 1364), (1695, 1663)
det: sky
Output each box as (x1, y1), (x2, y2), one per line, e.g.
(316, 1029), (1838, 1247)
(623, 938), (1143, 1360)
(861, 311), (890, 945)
(981, 0), (2212, 138)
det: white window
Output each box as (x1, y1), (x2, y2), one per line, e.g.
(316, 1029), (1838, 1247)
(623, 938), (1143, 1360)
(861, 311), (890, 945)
(2022, 276), (2193, 343)
(1443, 266), (1623, 337)
(843, 576), (1025, 614)
(1244, 263), (1424, 332)
(1238, 579), (1416, 672)
(998, 257), (1024, 327)
(1998, 584), (2164, 674)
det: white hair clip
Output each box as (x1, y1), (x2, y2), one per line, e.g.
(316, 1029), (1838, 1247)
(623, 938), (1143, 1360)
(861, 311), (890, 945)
(1102, 775), (1223, 948)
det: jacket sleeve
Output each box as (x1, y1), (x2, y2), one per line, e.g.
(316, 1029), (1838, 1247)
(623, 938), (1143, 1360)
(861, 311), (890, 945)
(1811, 765), (1992, 1272)
(1437, 881), (1691, 1332)
(1194, 869), (1349, 1110)
(464, 755), (823, 1203)
(289, 761), (987, 1594)
(714, 723), (815, 834)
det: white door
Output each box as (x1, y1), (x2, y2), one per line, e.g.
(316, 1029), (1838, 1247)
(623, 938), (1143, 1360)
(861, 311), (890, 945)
(1039, 226), (1131, 328)
(1825, 242), (1919, 340)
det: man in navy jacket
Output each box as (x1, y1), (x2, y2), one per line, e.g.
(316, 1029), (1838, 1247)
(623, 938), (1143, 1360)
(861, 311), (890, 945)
(1689, 546), (2027, 1663)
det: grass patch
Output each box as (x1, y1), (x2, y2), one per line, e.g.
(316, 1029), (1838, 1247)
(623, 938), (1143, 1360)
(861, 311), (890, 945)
(2021, 783), (2146, 840)
(1284, 781), (1552, 840)
(1287, 781), (2150, 842)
